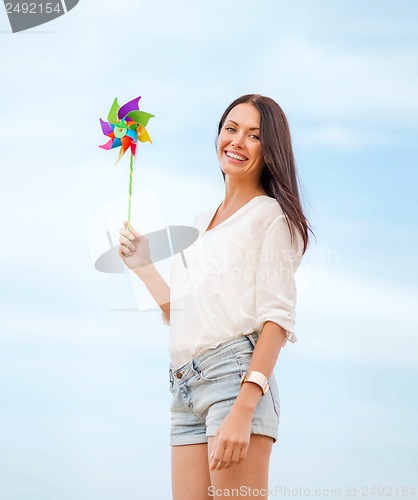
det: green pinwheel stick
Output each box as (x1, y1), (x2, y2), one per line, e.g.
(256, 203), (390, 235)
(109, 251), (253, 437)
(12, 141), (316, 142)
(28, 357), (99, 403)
(99, 96), (154, 230)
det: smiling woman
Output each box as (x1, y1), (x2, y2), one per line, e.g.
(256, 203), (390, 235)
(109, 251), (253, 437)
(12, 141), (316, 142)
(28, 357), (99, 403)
(216, 94), (313, 254)
(118, 93), (315, 500)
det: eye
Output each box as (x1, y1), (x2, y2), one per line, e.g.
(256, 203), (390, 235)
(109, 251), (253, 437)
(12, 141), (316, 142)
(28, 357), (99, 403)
(250, 134), (260, 141)
(225, 126), (236, 132)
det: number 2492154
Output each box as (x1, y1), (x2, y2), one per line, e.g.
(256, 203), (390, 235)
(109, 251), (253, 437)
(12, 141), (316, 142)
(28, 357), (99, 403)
(5, 3), (62, 14)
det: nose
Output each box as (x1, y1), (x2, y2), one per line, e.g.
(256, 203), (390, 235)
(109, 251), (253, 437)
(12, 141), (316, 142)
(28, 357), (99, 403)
(231, 132), (245, 148)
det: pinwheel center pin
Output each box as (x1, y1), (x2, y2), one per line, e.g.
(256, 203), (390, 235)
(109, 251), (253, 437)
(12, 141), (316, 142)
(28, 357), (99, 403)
(114, 121), (128, 139)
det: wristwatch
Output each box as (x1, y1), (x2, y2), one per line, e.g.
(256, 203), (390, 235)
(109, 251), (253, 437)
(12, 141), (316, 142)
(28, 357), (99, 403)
(240, 370), (269, 396)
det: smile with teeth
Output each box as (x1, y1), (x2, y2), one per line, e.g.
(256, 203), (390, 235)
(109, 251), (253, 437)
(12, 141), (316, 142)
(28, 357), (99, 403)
(225, 151), (248, 161)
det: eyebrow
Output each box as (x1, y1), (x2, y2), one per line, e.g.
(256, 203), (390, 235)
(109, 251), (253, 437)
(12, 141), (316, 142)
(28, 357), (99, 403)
(226, 120), (260, 131)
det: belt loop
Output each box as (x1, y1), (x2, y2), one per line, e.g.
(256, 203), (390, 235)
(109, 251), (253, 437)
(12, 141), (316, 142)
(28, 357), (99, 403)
(246, 331), (259, 349)
(191, 359), (201, 379)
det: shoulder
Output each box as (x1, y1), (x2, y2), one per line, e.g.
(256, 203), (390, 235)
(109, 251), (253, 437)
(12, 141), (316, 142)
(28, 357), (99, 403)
(250, 196), (285, 234)
(259, 199), (304, 258)
(258, 196), (284, 220)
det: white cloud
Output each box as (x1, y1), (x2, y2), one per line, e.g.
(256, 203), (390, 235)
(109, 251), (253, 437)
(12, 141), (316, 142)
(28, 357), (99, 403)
(294, 264), (418, 367)
(297, 123), (400, 149)
(251, 37), (418, 125)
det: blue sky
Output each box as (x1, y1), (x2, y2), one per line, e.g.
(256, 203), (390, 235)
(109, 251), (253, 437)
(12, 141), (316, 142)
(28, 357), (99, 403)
(1, 0), (417, 498)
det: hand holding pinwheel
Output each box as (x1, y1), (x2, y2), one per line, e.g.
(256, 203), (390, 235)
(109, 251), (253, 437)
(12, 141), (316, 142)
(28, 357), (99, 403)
(99, 96), (154, 230)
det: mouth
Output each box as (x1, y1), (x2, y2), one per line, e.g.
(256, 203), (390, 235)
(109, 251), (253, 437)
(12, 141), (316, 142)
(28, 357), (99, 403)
(224, 150), (249, 162)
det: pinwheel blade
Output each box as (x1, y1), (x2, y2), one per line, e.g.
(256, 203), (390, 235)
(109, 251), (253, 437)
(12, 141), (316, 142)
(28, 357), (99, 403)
(115, 146), (126, 164)
(99, 138), (114, 150)
(121, 136), (132, 152)
(118, 96), (141, 121)
(99, 119), (113, 136)
(126, 110), (154, 127)
(108, 98), (120, 124)
(126, 129), (138, 141)
(137, 124), (152, 144)
(131, 142), (138, 158)
(111, 137), (122, 149)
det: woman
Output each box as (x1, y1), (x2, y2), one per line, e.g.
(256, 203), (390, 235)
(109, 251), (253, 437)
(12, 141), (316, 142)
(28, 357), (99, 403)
(119, 94), (314, 499)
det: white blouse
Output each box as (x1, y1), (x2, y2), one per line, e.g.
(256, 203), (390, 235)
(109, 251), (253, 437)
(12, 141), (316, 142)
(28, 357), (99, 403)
(162, 195), (304, 371)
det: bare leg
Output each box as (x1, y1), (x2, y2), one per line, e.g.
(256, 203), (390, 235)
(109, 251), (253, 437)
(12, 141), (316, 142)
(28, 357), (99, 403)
(208, 434), (273, 498)
(171, 443), (212, 500)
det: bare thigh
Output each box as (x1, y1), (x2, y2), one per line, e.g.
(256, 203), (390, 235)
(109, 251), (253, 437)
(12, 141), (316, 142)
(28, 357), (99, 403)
(171, 443), (212, 500)
(208, 434), (273, 497)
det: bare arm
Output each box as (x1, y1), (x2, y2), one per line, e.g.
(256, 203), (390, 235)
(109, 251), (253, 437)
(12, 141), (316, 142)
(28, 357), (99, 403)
(208, 321), (285, 471)
(233, 321), (286, 414)
(134, 264), (170, 323)
(119, 220), (170, 323)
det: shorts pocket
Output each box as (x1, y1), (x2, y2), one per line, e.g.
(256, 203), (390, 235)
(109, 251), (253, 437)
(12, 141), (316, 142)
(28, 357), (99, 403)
(234, 339), (254, 376)
(234, 351), (252, 377)
(197, 355), (241, 382)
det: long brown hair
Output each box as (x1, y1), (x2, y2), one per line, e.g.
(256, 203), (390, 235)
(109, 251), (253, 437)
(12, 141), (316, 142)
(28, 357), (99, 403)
(217, 94), (315, 254)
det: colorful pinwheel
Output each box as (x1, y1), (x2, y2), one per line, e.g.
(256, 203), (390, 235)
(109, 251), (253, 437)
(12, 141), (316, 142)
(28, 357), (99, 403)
(99, 96), (154, 229)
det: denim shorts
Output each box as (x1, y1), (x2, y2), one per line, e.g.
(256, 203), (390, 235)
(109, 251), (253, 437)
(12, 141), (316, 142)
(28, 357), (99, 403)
(168, 332), (280, 446)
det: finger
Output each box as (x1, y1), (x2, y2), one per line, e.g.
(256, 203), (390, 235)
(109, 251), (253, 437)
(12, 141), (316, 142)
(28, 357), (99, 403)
(220, 446), (234, 468)
(224, 448), (238, 469)
(123, 220), (140, 237)
(210, 436), (218, 461)
(210, 456), (223, 471)
(119, 240), (135, 253)
(124, 220), (133, 232)
(238, 445), (248, 464)
(119, 246), (130, 258)
(119, 242), (132, 256)
(215, 457), (228, 470)
(119, 235), (136, 252)
(209, 442), (221, 470)
(211, 447), (227, 471)
(119, 228), (135, 241)
(216, 444), (234, 470)
(129, 226), (142, 239)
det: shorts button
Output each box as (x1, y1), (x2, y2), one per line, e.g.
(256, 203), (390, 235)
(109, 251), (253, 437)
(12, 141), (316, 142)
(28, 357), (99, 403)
(176, 371), (183, 379)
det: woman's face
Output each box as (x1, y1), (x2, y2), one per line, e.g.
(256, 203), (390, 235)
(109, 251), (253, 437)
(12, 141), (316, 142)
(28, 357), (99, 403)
(217, 103), (264, 182)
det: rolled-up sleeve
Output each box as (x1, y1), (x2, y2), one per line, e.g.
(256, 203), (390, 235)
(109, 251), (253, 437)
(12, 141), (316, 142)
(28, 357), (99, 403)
(255, 215), (303, 348)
